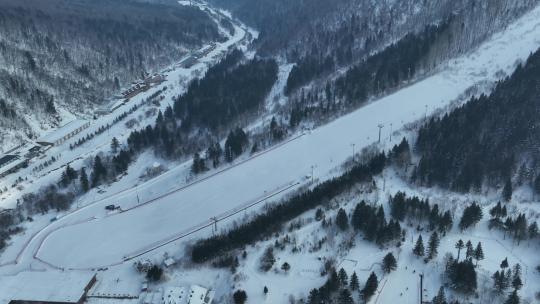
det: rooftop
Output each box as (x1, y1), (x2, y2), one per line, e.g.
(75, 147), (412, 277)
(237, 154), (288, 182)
(0, 271), (96, 304)
(0, 155), (18, 168)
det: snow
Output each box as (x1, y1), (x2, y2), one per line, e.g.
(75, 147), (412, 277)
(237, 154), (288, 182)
(1, 0), (540, 303)
(0, 270), (95, 304)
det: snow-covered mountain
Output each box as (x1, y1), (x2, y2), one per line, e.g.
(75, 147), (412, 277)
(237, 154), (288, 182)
(0, 0), (222, 149)
(0, 1), (539, 304)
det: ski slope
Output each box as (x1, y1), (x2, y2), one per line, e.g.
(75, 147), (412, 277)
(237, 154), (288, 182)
(32, 2), (540, 270)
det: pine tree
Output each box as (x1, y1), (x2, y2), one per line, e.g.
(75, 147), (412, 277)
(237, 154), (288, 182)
(382, 252), (397, 273)
(338, 268), (348, 285)
(263, 286), (268, 295)
(413, 235), (425, 257)
(80, 167), (89, 192)
(455, 239), (465, 261)
(111, 137), (120, 153)
(349, 272), (359, 291)
(512, 264), (523, 290)
(233, 290), (247, 304)
(528, 222), (539, 239)
(427, 232), (440, 260)
(336, 208), (349, 231)
(432, 286), (446, 304)
(502, 179), (513, 202)
(361, 272), (378, 301)
(501, 257), (509, 269)
(259, 246), (275, 272)
(473, 242), (484, 266)
(281, 262), (291, 272)
(493, 270), (507, 293)
(505, 290), (520, 304)
(338, 288), (354, 304)
(465, 240), (474, 260)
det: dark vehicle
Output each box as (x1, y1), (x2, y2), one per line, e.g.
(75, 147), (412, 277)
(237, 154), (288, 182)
(105, 204), (118, 211)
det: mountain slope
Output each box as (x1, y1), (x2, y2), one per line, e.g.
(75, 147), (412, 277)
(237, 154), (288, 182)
(0, 0), (222, 147)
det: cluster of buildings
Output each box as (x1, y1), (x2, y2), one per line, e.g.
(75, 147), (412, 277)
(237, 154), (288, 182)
(0, 119), (91, 180)
(122, 74), (165, 100)
(96, 73), (166, 116)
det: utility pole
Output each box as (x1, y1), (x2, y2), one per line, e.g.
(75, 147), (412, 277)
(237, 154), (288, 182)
(351, 143), (356, 163)
(389, 123), (393, 142)
(419, 273), (424, 304)
(210, 217), (218, 235)
(377, 124), (384, 143)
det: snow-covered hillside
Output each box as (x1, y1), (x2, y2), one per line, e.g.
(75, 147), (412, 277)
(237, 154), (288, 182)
(1, 0), (540, 303)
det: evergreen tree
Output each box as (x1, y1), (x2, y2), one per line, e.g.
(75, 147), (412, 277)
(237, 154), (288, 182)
(259, 246), (275, 272)
(512, 264), (523, 291)
(281, 262), (291, 272)
(91, 155), (107, 187)
(233, 290), (247, 304)
(338, 288), (354, 304)
(432, 286), (447, 304)
(413, 235), (425, 257)
(529, 222), (539, 239)
(79, 167), (89, 192)
(349, 272), (359, 291)
(263, 286), (268, 295)
(455, 239), (464, 261)
(459, 203), (483, 230)
(473, 242), (484, 266)
(336, 208), (349, 231)
(500, 258), (509, 269)
(502, 179), (513, 202)
(505, 290), (520, 304)
(111, 137), (120, 154)
(146, 265), (163, 281)
(382, 252), (397, 273)
(446, 259), (477, 293)
(361, 272), (378, 301)
(493, 270), (510, 293)
(465, 240), (474, 260)
(427, 232), (440, 260)
(338, 268), (348, 285)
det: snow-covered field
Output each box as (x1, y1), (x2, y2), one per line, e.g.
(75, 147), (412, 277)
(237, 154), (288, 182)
(2, 1), (540, 303)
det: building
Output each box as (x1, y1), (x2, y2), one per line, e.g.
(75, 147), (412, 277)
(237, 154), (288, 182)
(163, 258), (176, 268)
(36, 119), (91, 147)
(162, 287), (187, 304)
(144, 74), (165, 85)
(179, 56), (198, 69)
(186, 285), (213, 304)
(0, 271), (96, 304)
(0, 155), (28, 178)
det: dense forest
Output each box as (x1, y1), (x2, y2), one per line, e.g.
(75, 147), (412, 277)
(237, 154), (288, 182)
(285, 21), (452, 129)
(285, 20), (451, 97)
(173, 49), (278, 131)
(415, 48), (540, 194)
(0, 0), (221, 144)
(127, 50), (278, 159)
